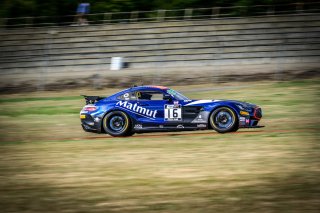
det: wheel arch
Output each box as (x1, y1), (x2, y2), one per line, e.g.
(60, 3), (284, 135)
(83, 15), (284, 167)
(208, 104), (239, 121)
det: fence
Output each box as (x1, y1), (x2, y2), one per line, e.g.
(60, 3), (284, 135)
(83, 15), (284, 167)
(1, 2), (320, 28)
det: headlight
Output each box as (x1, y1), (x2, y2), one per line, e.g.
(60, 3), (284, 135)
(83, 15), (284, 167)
(236, 104), (252, 113)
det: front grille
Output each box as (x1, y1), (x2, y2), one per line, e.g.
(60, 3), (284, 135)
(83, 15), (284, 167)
(254, 108), (262, 119)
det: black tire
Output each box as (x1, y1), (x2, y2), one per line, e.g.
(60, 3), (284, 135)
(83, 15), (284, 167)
(230, 124), (239, 132)
(209, 107), (239, 133)
(102, 111), (134, 137)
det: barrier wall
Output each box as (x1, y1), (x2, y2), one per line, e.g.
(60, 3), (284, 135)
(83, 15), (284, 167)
(0, 13), (319, 86)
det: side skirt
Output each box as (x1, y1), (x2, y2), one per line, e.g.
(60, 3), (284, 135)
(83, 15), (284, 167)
(132, 124), (208, 133)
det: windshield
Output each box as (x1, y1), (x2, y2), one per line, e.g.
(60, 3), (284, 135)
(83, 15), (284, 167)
(166, 89), (189, 101)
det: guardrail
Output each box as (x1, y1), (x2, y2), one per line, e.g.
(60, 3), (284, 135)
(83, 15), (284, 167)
(1, 2), (320, 28)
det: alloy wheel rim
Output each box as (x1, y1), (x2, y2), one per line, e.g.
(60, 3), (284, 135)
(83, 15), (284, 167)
(215, 111), (233, 129)
(109, 115), (125, 131)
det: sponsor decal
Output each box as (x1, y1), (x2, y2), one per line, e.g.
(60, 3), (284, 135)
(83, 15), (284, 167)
(239, 117), (246, 122)
(246, 118), (250, 124)
(196, 114), (205, 122)
(80, 114), (86, 119)
(177, 124), (184, 128)
(123, 93), (130, 100)
(191, 113), (206, 123)
(197, 124), (207, 128)
(116, 101), (157, 119)
(123, 93), (129, 98)
(134, 124), (143, 129)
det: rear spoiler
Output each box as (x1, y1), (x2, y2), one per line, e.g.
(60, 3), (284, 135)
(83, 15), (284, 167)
(81, 95), (105, 104)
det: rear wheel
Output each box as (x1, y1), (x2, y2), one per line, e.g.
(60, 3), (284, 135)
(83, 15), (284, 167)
(103, 111), (134, 137)
(210, 107), (238, 133)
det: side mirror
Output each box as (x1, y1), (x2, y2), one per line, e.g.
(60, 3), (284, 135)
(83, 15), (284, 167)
(163, 94), (173, 102)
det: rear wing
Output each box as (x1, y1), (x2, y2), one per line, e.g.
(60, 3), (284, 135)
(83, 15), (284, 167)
(81, 95), (105, 104)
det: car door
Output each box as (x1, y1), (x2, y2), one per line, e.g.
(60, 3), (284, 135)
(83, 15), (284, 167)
(129, 89), (190, 128)
(132, 90), (167, 125)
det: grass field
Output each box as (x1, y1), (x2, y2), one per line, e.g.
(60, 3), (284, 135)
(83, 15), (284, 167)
(0, 79), (319, 213)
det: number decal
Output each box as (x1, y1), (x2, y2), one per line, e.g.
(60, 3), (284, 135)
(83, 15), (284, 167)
(164, 105), (182, 121)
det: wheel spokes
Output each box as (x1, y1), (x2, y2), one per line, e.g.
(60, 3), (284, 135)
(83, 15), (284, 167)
(110, 116), (125, 131)
(215, 110), (233, 129)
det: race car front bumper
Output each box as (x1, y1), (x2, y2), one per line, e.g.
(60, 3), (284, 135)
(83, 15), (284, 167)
(239, 107), (263, 128)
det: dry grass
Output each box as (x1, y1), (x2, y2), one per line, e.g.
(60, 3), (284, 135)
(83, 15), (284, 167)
(0, 79), (319, 213)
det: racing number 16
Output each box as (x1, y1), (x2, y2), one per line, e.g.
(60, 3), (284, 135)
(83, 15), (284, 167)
(164, 105), (182, 121)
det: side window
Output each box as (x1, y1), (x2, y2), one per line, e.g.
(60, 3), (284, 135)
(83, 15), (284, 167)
(151, 93), (164, 100)
(135, 91), (165, 101)
(117, 92), (137, 100)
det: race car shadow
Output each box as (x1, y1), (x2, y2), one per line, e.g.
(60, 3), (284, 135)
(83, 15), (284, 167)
(78, 129), (266, 140)
(132, 129), (265, 138)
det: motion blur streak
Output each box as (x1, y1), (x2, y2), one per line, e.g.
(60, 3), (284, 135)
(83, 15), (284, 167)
(0, 2), (319, 212)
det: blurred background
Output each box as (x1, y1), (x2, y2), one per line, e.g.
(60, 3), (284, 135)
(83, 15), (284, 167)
(0, 0), (319, 91)
(0, 1), (319, 213)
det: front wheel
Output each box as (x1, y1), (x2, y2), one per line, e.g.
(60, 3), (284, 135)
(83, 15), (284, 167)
(103, 111), (134, 137)
(209, 107), (238, 133)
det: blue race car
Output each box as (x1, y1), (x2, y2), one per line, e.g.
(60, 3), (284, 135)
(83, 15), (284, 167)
(80, 85), (263, 137)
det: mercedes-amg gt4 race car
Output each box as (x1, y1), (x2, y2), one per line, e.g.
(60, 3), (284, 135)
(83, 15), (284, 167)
(80, 85), (263, 137)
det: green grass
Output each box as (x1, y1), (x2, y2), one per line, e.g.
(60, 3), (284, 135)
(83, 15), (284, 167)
(0, 79), (319, 213)
(0, 96), (81, 103)
(0, 105), (80, 117)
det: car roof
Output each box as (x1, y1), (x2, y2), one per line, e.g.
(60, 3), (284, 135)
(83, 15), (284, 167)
(106, 85), (169, 100)
(132, 85), (169, 91)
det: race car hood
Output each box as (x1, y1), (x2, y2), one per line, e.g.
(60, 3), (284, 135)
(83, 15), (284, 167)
(185, 99), (257, 108)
